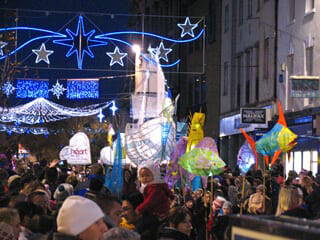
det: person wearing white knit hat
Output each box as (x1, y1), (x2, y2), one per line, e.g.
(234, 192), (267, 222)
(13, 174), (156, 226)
(53, 196), (108, 240)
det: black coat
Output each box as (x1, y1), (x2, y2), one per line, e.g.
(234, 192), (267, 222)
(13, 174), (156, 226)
(158, 227), (191, 240)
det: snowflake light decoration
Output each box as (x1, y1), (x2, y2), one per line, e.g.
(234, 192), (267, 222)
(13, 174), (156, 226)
(2, 81), (16, 97)
(49, 81), (66, 99)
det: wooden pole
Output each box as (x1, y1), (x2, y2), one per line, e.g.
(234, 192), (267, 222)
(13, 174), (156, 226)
(240, 175), (246, 215)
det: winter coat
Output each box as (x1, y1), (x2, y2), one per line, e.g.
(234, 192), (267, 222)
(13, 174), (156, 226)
(52, 232), (78, 240)
(136, 183), (174, 218)
(158, 227), (190, 240)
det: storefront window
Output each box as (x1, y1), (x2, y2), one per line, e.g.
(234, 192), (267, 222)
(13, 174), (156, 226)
(312, 151), (318, 175)
(303, 151), (311, 170)
(285, 150), (318, 177)
(294, 151), (302, 174)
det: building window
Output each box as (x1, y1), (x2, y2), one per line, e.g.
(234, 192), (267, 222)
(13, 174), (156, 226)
(223, 62), (229, 96)
(245, 50), (251, 104)
(208, 1), (216, 42)
(255, 44), (260, 102)
(263, 38), (269, 80)
(306, 46), (313, 75)
(286, 151), (318, 177)
(257, 0), (260, 12)
(287, 54), (294, 77)
(289, 0), (295, 22)
(306, 0), (315, 13)
(237, 55), (242, 107)
(248, 0), (253, 18)
(239, 0), (244, 25)
(224, 4), (229, 32)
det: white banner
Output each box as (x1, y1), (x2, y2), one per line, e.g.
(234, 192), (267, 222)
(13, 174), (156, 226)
(59, 132), (91, 165)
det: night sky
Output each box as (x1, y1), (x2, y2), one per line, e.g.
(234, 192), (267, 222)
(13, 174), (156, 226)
(1, 0), (132, 103)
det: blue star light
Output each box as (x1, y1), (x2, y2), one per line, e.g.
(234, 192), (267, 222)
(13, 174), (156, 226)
(50, 81), (66, 99)
(97, 108), (105, 123)
(177, 17), (198, 38)
(2, 81), (15, 97)
(106, 46), (127, 66)
(0, 41), (8, 56)
(109, 101), (118, 116)
(53, 16), (108, 69)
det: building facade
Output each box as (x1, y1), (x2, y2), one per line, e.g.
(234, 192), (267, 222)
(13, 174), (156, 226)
(277, 0), (320, 176)
(220, 0), (277, 168)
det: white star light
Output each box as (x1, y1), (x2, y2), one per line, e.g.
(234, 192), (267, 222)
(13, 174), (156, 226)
(50, 81), (66, 99)
(2, 81), (15, 97)
(106, 46), (127, 66)
(155, 42), (172, 62)
(32, 43), (54, 64)
(110, 101), (118, 116)
(0, 41), (8, 56)
(177, 17), (198, 38)
(97, 108), (105, 123)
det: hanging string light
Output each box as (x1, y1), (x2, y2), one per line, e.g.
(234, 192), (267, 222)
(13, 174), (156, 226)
(0, 97), (113, 124)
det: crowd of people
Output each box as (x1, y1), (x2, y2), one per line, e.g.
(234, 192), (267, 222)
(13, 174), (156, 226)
(1, 154), (320, 240)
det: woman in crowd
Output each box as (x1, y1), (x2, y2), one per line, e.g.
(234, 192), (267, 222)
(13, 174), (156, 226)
(158, 207), (193, 240)
(276, 185), (311, 219)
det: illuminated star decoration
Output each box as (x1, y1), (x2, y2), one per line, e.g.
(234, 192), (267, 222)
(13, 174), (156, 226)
(106, 46), (127, 66)
(50, 81), (66, 99)
(53, 16), (108, 69)
(97, 108), (105, 123)
(0, 41), (8, 56)
(2, 81), (15, 97)
(155, 42), (172, 62)
(32, 43), (54, 64)
(109, 101), (118, 116)
(177, 17), (198, 38)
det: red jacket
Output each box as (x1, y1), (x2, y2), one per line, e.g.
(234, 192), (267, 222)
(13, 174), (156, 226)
(136, 183), (174, 218)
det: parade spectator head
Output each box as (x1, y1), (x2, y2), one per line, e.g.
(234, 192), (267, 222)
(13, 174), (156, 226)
(95, 194), (122, 226)
(0, 208), (21, 239)
(14, 201), (44, 229)
(212, 196), (226, 213)
(288, 170), (298, 179)
(194, 188), (204, 199)
(184, 193), (194, 209)
(89, 177), (104, 193)
(122, 192), (143, 225)
(56, 196), (108, 240)
(15, 159), (28, 175)
(300, 176), (313, 193)
(138, 167), (154, 185)
(90, 163), (104, 177)
(28, 190), (50, 214)
(45, 167), (58, 183)
(54, 183), (74, 203)
(66, 174), (78, 188)
(276, 186), (303, 216)
(203, 191), (212, 207)
(166, 207), (193, 237)
(21, 180), (45, 196)
(7, 193), (27, 208)
(7, 175), (22, 193)
(103, 227), (140, 240)
(256, 184), (266, 194)
(222, 201), (233, 215)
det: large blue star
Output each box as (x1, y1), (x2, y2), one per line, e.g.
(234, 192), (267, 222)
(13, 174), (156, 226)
(53, 16), (107, 69)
